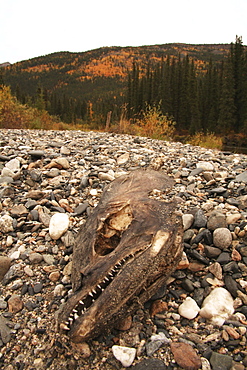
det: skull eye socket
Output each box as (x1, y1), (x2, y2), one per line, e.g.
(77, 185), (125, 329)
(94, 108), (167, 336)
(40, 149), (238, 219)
(94, 205), (133, 256)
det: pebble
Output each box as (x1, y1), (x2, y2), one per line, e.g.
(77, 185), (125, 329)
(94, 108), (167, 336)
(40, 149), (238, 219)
(210, 351), (232, 370)
(49, 213), (69, 240)
(112, 345), (136, 367)
(0, 214), (14, 233)
(178, 297), (200, 319)
(213, 228), (232, 249)
(182, 213), (194, 230)
(7, 295), (23, 313)
(170, 341), (202, 370)
(200, 287), (234, 325)
(0, 129), (247, 369)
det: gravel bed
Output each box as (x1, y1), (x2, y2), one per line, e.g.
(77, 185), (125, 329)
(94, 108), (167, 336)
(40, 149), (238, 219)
(0, 129), (247, 370)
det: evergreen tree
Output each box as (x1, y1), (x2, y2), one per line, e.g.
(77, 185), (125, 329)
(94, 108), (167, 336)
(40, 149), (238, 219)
(217, 59), (236, 133)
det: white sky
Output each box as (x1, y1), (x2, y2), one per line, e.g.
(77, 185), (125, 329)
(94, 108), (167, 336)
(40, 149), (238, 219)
(1, 0), (247, 64)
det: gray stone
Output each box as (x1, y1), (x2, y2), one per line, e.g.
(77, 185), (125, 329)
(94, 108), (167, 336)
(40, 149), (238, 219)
(29, 253), (43, 264)
(28, 150), (46, 158)
(213, 228), (232, 249)
(146, 332), (170, 356)
(193, 209), (207, 228)
(129, 358), (166, 370)
(210, 351), (232, 370)
(43, 254), (55, 265)
(235, 171), (247, 183)
(0, 315), (11, 344)
(1, 263), (23, 286)
(207, 211), (227, 231)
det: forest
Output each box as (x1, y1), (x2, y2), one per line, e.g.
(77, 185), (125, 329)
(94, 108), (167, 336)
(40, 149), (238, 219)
(1, 37), (247, 143)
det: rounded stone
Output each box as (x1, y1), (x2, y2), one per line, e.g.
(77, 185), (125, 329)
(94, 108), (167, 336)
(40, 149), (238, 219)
(29, 252), (43, 264)
(49, 213), (70, 240)
(207, 211), (227, 231)
(178, 297), (200, 320)
(182, 214), (194, 230)
(213, 228), (232, 249)
(196, 161), (214, 171)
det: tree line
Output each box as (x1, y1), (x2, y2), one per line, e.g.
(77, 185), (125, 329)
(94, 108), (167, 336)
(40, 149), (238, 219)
(127, 36), (247, 134)
(1, 37), (246, 135)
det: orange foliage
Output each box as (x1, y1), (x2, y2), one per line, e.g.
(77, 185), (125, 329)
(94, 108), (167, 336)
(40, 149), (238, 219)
(0, 85), (62, 130)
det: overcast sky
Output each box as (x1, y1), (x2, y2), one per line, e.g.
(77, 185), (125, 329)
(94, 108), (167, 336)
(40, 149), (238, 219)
(1, 0), (247, 64)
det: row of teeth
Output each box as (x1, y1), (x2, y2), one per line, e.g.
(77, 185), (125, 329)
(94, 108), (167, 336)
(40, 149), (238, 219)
(61, 253), (134, 331)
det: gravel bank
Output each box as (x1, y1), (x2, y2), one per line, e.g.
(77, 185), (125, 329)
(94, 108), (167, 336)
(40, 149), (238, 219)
(0, 129), (247, 370)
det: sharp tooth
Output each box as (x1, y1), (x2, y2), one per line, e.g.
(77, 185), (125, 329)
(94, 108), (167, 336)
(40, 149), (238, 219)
(73, 309), (78, 313)
(117, 262), (122, 266)
(97, 284), (102, 290)
(68, 317), (73, 322)
(109, 272), (113, 276)
(105, 276), (109, 281)
(74, 313), (79, 320)
(60, 323), (70, 331)
(92, 299), (95, 303)
(89, 292), (93, 297)
(79, 300), (85, 305)
(93, 289), (97, 294)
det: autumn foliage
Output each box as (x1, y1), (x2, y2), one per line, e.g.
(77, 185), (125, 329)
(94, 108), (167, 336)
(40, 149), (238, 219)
(0, 85), (65, 130)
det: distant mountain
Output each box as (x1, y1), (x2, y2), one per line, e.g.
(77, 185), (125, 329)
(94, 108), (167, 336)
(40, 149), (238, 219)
(2, 43), (232, 101)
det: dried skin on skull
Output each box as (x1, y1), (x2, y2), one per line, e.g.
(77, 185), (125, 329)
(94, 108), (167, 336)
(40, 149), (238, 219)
(95, 205), (133, 256)
(57, 169), (183, 342)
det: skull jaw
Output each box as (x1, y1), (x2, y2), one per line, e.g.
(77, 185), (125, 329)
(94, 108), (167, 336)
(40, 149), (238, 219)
(57, 169), (184, 342)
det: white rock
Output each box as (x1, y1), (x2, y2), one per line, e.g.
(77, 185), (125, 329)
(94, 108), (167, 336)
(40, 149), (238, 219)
(53, 284), (66, 297)
(90, 189), (98, 196)
(10, 251), (20, 260)
(178, 297), (200, 319)
(200, 287), (234, 326)
(5, 158), (20, 172)
(201, 357), (211, 370)
(112, 345), (136, 367)
(117, 152), (130, 165)
(1, 167), (16, 178)
(0, 214), (14, 233)
(6, 236), (14, 247)
(49, 213), (69, 240)
(182, 214), (194, 230)
(98, 172), (115, 181)
(196, 161), (214, 171)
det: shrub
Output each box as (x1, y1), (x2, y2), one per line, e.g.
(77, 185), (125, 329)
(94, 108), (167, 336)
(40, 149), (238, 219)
(136, 104), (176, 140)
(187, 131), (223, 150)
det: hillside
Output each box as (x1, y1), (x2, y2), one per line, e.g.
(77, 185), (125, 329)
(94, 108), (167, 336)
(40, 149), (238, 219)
(2, 43), (231, 101)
